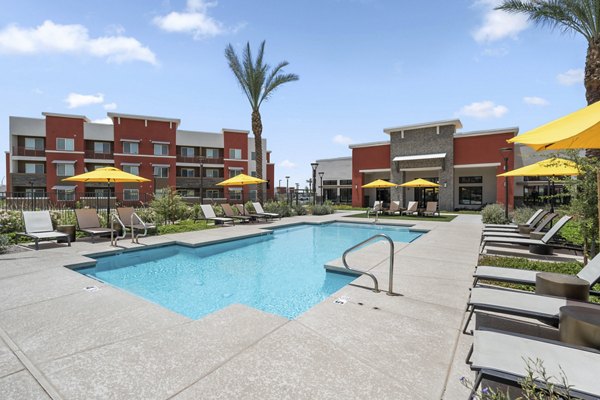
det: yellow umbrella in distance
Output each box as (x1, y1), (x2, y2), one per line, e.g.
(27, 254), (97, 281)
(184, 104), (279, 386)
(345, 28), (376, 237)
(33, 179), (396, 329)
(497, 158), (579, 177)
(217, 173), (267, 214)
(63, 167), (150, 226)
(399, 178), (440, 188)
(361, 179), (397, 188)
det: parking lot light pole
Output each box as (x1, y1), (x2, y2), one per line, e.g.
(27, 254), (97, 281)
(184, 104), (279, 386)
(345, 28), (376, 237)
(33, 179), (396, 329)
(318, 171), (324, 205)
(499, 147), (513, 221)
(285, 176), (290, 205)
(311, 162), (319, 206)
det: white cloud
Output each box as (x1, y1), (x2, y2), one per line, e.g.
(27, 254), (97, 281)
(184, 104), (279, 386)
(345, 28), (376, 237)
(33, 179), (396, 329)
(103, 102), (117, 110)
(65, 92), (104, 108)
(482, 47), (509, 57)
(91, 117), (113, 124)
(457, 100), (508, 119)
(153, 0), (229, 39)
(332, 134), (353, 145)
(279, 159), (296, 168)
(557, 69), (584, 86)
(32, 88), (43, 94)
(0, 20), (157, 64)
(472, 0), (529, 43)
(523, 96), (549, 106)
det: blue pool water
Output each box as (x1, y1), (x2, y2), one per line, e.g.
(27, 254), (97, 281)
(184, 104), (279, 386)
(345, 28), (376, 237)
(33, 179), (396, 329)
(77, 222), (422, 319)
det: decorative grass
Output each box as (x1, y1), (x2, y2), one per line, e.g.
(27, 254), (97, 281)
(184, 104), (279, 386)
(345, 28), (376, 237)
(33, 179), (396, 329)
(478, 255), (599, 303)
(157, 219), (216, 235)
(345, 212), (456, 222)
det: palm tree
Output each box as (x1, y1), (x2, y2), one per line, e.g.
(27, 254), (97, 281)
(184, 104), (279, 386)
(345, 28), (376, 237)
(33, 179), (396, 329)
(224, 41), (299, 202)
(496, 0), (600, 104)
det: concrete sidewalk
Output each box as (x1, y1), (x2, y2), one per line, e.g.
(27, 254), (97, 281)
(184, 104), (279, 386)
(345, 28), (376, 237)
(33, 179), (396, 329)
(0, 213), (482, 399)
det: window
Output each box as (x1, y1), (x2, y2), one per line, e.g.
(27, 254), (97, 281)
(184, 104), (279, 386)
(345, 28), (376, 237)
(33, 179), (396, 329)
(180, 168), (195, 177)
(459, 176), (483, 184)
(459, 187), (483, 205)
(25, 188), (45, 196)
(94, 142), (110, 153)
(229, 148), (242, 159)
(56, 163), (75, 177)
(229, 169), (242, 178)
(91, 165), (105, 170)
(25, 137), (44, 150)
(180, 147), (195, 157)
(340, 179), (352, 185)
(123, 141), (139, 154)
(205, 168), (220, 178)
(123, 189), (139, 201)
(249, 189), (257, 201)
(56, 138), (74, 151)
(340, 188), (352, 203)
(206, 148), (219, 158)
(57, 189), (75, 201)
(122, 165), (139, 175)
(206, 189), (220, 199)
(251, 152), (256, 161)
(154, 143), (169, 156)
(153, 166), (169, 178)
(229, 189), (242, 200)
(323, 180), (337, 185)
(250, 171), (257, 177)
(25, 163), (44, 174)
(178, 189), (195, 197)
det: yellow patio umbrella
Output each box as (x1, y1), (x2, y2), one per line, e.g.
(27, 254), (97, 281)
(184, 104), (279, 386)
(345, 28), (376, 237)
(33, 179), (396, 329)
(507, 101), (600, 230)
(399, 178), (440, 188)
(362, 179), (397, 207)
(497, 158), (580, 212)
(217, 173), (267, 214)
(63, 167), (150, 226)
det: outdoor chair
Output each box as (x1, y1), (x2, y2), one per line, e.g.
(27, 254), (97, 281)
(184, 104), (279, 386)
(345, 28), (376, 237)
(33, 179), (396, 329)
(462, 286), (600, 334)
(384, 200), (402, 215)
(75, 208), (116, 243)
(467, 328), (600, 400)
(422, 201), (439, 217)
(472, 252), (600, 294)
(200, 205), (235, 226)
(235, 204), (267, 222)
(116, 207), (156, 243)
(480, 215), (572, 253)
(18, 210), (71, 250)
(484, 208), (545, 230)
(221, 203), (252, 223)
(481, 213), (557, 240)
(483, 209), (549, 233)
(252, 202), (280, 219)
(401, 201), (418, 216)
(366, 200), (383, 219)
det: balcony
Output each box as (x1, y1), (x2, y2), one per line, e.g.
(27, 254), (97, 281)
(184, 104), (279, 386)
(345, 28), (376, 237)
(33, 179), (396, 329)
(176, 155), (224, 164)
(84, 150), (113, 160)
(176, 177), (223, 189)
(11, 173), (47, 187)
(12, 146), (45, 157)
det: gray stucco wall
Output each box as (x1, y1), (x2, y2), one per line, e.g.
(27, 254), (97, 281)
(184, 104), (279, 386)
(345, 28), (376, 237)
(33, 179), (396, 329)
(390, 125), (455, 210)
(453, 167), (497, 209)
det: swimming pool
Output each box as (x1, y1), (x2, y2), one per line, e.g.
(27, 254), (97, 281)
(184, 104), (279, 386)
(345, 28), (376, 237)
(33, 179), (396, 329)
(77, 222), (423, 319)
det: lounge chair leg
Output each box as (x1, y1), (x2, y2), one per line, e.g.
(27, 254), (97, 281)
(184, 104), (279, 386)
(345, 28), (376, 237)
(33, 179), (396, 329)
(469, 372), (483, 400)
(465, 344), (474, 364)
(463, 306), (475, 335)
(472, 277), (479, 287)
(67, 236), (71, 247)
(35, 239), (39, 250)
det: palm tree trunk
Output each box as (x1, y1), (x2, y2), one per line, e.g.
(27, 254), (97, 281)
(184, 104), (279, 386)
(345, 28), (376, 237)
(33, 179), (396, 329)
(251, 109), (265, 202)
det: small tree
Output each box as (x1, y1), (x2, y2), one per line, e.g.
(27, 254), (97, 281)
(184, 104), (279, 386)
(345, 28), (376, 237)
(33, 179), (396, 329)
(150, 187), (187, 225)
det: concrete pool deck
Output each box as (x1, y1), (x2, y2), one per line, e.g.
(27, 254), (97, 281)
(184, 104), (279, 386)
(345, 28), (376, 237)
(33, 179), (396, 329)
(0, 212), (482, 399)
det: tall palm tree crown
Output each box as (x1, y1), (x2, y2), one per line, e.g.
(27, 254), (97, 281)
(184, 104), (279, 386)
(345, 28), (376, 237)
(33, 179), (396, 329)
(497, 0), (600, 104)
(224, 41), (299, 202)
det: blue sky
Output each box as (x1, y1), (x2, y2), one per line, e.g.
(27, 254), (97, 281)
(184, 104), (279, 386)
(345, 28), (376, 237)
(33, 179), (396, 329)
(0, 0), (588, 188)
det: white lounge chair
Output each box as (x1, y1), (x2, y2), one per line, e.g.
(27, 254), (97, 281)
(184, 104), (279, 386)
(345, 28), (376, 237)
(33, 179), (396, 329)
(484, 208), (545, 230)
(384, 200), (401, 215)
(18, 210), (70, 250)
(422, 201), (439, 217)
(75, 209), (116, 243)
(200, 205), (235, 226)
(367, 200), (383, 219)
(481, 213), (557, 240)
(401, 201), (418, 216)
(252, 202), (280, 219)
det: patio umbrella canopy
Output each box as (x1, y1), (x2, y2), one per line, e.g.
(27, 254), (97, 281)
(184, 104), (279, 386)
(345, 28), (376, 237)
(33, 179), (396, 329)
(217, 173), (267, 214)
(399, 178), (440, 188)
(63, 167), (150, 226)
(362, 179), (398, 207)
(507, 101), (600, 233)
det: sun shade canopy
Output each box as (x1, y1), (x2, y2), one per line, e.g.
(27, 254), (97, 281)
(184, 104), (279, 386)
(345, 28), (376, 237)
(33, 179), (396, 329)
(62, 167), (150, 183)
(508, 101), (600, 150)
(497, 158), (580, 177)
(217, 173), (267, 186)
(399, 178), (440, 188)
(393, 153), (446, 162)
(361, 179), (397, 188)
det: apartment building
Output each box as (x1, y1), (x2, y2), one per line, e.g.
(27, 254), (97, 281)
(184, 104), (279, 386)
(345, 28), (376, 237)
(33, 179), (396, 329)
(5, 112), (275, 204)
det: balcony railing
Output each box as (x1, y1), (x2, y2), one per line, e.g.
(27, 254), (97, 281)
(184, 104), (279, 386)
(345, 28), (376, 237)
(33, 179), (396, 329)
(176, 155), (224, 164)
(10, 173), (47, 187)
(175, 177), (223, 189)
(84, 150), (113, 160)
(13, 146), (45, 157)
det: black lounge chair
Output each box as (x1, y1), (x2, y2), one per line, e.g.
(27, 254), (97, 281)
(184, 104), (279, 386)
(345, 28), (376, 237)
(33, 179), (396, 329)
(200, 205), (234, 226)
(221, 203), (252, 223)
(484, 208), (545, 230)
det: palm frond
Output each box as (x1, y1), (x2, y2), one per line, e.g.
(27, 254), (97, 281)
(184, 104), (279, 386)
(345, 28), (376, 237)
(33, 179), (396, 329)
(225, 44), (254, 106)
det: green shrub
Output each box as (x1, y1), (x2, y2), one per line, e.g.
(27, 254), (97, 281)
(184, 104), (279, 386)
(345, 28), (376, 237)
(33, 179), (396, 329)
(293, 204), (307, 216)
(310, 201), (335, 215)
(0, 234), (11, 254)
(510, 206), (537, 225)
(157, 219), (213, 234)
(150, 187), (187, 224)
(0, 211), (23, 234)
(263, 201), (293, 217)
(481, 203), (507, 224)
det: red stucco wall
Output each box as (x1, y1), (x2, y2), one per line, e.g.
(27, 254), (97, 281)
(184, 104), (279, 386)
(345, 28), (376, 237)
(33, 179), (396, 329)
(351, 144), (391, 207)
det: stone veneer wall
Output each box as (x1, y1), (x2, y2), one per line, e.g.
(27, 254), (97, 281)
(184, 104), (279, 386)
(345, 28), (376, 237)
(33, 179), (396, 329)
(389, 124), (456, 211)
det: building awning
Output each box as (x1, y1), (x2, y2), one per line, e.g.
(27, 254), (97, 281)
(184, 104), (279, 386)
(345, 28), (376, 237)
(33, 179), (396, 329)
(51, 185), (77, 191)
(151, 164), (170, 168)
(228, 166), (244, 170)
(393, 153), (446, 162)
(121, 162), (141, 166)
(51, 160), (77, 164)
(454, 162), (500, 169)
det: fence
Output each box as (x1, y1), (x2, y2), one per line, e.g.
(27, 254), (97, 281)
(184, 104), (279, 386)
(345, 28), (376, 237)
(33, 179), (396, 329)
(0, 191), (154, 212)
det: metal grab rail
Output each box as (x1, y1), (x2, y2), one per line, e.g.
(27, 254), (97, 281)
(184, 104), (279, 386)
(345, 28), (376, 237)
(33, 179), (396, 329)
(342, 233), (397, 295)
(110, 213), (127, 246)
(131, 212), (150, 244)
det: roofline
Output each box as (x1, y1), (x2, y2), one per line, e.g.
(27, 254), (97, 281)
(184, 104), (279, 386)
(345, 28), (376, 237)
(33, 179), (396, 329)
(383, 119), (463, 134)
(454, 127), (519, 138)
(176, 129), (220, 136)
(42, 112), (90, 122)
(315, 156), (352, 162)
(221, 128), (250, 134)
(107, 112), (180, 124)
(348, 141), (390, 149)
